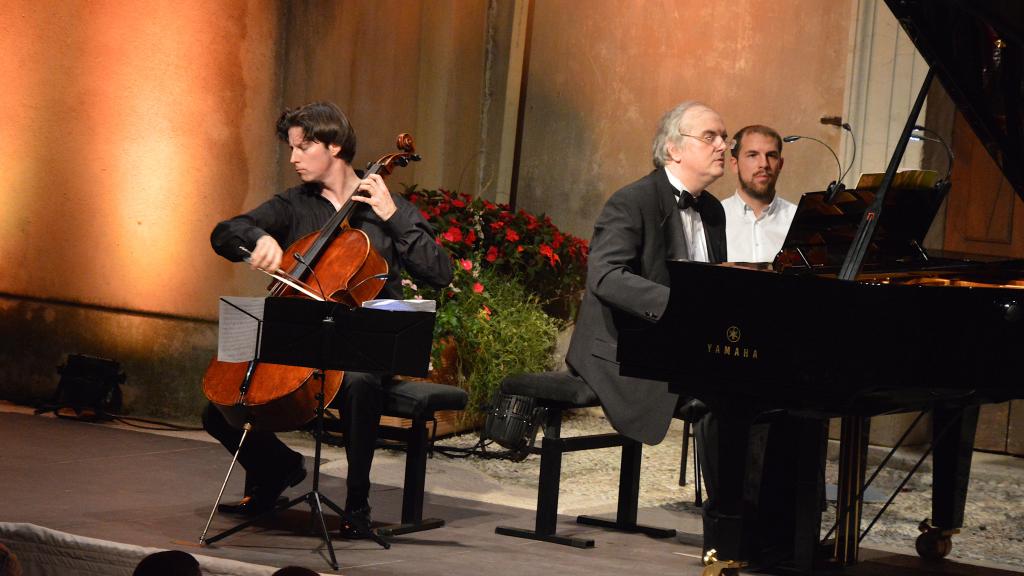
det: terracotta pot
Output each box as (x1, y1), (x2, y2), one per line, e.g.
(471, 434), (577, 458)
(429, 336), (461, 386)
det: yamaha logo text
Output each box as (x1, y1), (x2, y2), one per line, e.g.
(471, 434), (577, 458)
(707, 325), (758, 360)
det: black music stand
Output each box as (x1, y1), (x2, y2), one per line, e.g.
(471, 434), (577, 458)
(199, 296), (434, 570)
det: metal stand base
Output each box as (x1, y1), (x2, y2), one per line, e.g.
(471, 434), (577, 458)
(576, 515), (676, 538)
(495, 525), (595, 548)
(199, 373), (389, 571)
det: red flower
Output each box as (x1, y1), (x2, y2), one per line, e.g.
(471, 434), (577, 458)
(489, 221), (505, 232)
(443, 226), (463, 243)
(481, 304), (492, 320)
(452, 199), (466, 208)
(485, 246), (498, 263)
(473, 282), (484, 294)
(539, 244), (560, 267)
(420, 209), (431, 220)
(461, 259), (473, 271)
(517, 245), (524, 253)
(505, 228), (520, 242)
(464, 229), (477, 245)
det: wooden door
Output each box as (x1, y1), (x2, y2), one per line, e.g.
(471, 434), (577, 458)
(944, 110), (1024, 455)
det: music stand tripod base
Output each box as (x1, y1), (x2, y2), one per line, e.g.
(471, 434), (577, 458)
(200, 376), (389, 570)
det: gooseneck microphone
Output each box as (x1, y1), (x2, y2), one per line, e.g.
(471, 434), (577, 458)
(820, 115), (851, 131)
(785, 117), (858, 204)
(783, 134), (846, 202)
(910, 124), (954, 182)
(822, 116), (857, 190)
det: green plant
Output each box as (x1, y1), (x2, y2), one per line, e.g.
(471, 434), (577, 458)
(400, 186), (588, 418)
(454, 269), (557, 415)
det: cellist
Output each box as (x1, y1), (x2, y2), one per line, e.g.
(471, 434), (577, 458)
(204, 101), (453, 538)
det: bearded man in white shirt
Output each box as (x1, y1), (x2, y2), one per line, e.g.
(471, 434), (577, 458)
(721, 125), (796, 263)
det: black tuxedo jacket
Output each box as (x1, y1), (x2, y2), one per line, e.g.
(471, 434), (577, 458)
(566, 168), (726, 444)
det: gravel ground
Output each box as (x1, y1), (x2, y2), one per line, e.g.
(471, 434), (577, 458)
(436, 409), (1024, 570)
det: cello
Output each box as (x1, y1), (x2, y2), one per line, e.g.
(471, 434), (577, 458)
(202, 134), (421, 432)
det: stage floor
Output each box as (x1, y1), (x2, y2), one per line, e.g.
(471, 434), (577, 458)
(1, 410), (1019, 575)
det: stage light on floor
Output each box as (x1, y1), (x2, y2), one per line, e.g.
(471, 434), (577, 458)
(37, 353), (125, 420)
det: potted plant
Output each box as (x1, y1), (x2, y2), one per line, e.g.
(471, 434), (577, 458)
(400, 186), (589, 422)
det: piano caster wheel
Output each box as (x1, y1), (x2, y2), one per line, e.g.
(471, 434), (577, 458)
(702, 548), (747, 576)
(915, 519), (957, 560)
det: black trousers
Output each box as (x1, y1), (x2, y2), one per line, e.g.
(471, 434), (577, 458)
(202, 370), (385, 509)
(695, 409), (806, 564)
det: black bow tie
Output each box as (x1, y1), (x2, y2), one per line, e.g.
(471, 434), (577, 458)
(678, 192), (704, 212)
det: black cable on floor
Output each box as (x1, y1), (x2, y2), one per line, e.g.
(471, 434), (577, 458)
(108, 415), (203, 431)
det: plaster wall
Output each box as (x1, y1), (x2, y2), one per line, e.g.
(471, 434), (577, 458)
(0, 0), (285, 320)
(0, 0), (284, 416)
(277, 0), (489, 197)
(513, 0), (853, 239)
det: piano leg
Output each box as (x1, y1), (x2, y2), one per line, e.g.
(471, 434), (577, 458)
(834, 415), (870, 565)
(918, 404), (979, 559)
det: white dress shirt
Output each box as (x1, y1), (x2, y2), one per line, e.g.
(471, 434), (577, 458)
(722, 191), (797, 263)
(664, 167), (709, 263)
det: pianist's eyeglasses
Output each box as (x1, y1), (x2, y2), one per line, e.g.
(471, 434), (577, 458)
(679, 132), (735, 150)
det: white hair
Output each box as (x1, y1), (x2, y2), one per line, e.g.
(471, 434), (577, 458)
(651, 100), (709, 168)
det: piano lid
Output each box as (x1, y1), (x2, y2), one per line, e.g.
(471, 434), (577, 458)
(886, 0), (1024, 200)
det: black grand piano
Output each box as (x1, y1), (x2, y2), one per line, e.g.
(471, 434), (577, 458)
(619, 0), (1024, 573)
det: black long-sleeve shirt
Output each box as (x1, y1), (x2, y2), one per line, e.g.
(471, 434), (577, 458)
(210, 183), (453, 299)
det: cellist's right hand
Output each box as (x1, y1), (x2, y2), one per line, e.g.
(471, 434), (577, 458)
(249, 234), (284, 272)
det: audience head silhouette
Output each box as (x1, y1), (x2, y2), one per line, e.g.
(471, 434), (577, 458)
(271, 567), (320, 576)
(0, 543), (24, 576)
(133, 550), (202, 576)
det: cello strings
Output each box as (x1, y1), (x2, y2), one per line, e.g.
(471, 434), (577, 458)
(238, 246), (325, 301)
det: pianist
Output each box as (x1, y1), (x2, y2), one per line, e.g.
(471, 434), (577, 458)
(565, 100), (730, 444)
(722, 125), (796, 264)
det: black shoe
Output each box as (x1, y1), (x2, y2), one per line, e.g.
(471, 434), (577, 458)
(245, 455), (308, 515)
(338, 505), (373, 539)
(217, 495), (288, 515)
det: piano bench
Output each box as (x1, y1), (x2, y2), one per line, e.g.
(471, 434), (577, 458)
(493, 371), (676, 548)
(325, 379), (468, 538)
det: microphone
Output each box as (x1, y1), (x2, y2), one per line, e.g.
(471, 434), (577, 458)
(786, 131), (851, 202)
(822, 117), (858, 191)
(910, 125), (954, 182)
(783, 134), (846, 203)
(292, 253), (327, 301)
(820, 115), (852, 131)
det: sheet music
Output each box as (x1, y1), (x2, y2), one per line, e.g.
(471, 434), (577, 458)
(361, 299), (437, 313)
(217, 296), (265, 362)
